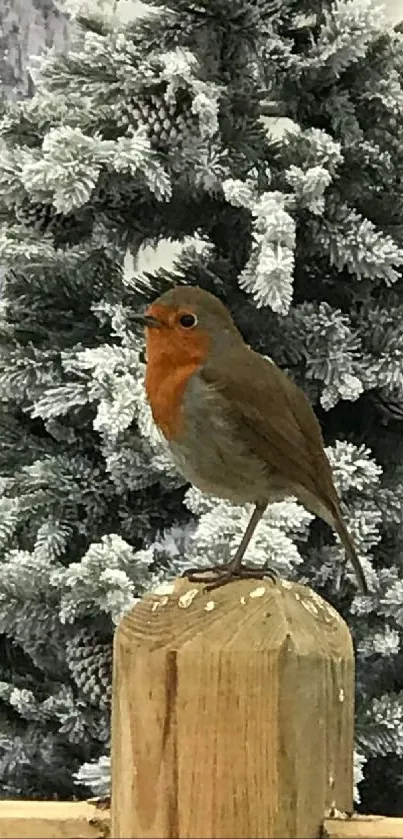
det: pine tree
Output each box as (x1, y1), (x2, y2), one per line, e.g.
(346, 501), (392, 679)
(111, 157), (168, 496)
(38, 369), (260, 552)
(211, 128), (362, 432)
(0, 0), (403, 812)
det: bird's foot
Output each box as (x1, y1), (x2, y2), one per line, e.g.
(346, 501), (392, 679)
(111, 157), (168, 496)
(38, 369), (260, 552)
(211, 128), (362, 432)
(182, 563), (278, 592)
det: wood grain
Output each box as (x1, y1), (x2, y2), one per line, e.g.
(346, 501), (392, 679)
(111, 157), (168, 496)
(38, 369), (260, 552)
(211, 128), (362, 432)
(111, 576), (354, 838)
(0, 801), (110, 838)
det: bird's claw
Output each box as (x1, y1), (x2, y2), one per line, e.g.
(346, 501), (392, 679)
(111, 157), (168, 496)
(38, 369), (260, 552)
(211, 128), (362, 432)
(182, 563), (278, 592)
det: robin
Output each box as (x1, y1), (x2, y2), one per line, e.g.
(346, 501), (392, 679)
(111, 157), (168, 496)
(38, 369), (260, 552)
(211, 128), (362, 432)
(135, 285), (368, 594)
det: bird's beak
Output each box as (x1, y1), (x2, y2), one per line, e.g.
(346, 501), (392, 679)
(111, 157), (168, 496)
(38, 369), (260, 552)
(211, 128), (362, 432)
(130, 313), (161, 328)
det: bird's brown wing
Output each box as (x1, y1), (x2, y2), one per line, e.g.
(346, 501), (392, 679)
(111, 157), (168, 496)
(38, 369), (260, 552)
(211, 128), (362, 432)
(201, 345), (341, 516)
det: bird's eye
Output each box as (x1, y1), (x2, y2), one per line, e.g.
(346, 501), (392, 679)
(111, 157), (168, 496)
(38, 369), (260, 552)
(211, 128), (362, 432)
(179, 313), (198, 329)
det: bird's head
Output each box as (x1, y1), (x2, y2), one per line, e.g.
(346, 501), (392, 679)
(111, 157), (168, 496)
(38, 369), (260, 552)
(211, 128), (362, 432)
(136, 286), (242, 370)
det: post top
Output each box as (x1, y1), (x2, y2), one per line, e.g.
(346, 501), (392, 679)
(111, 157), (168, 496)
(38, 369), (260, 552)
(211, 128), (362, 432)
(117, 577), (353, 661)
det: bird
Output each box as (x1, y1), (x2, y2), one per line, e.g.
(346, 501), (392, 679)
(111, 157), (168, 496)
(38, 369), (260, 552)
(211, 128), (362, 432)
(135, 284), (368, 594)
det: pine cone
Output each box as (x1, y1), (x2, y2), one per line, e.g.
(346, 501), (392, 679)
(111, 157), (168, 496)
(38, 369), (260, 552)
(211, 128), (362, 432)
(131, 87), (198, 150)
(14, 198), (55, 232)
(66, 628), (112, 710)
(14, 198), (94, 245)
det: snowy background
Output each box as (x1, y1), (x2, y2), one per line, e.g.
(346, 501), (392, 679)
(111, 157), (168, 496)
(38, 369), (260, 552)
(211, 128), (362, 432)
(2, 0), (403, 812)
(4, 0), (403, 273)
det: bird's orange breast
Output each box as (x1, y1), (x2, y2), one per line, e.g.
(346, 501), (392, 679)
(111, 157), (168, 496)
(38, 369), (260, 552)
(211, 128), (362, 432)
(145, 359), (199, 440)
(144, 319), (209, 440)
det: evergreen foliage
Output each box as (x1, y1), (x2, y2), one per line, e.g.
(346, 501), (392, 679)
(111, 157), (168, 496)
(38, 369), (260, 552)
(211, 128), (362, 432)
(0, 0), (403, 812)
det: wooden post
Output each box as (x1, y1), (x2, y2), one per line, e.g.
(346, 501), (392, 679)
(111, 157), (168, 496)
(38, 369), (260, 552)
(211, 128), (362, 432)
(111, 577), (354, 839)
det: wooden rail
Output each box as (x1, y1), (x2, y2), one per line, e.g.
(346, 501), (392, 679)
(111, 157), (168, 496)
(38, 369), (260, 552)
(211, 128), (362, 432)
(1, 802), (403, 839)
(323, 815), (403, 837)
(0, 800), (110, 838)
(1, 577), (402, 838)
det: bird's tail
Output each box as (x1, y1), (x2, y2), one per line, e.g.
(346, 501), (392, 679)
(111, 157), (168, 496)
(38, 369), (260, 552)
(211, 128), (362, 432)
(334, 512), (368, 595)
(295, 486), (369, 594)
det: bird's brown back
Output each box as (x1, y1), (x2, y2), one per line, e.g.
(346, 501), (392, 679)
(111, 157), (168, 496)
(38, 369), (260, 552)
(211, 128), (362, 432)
(200, 343), (342, 518)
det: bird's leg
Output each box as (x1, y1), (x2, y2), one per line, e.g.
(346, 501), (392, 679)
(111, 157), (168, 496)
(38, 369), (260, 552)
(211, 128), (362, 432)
(183, 502), (278, 591)
(225, 501), (268, 573)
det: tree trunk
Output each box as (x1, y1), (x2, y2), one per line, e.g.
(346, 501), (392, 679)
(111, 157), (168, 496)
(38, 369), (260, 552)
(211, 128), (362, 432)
(0, 0), (71, 98)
